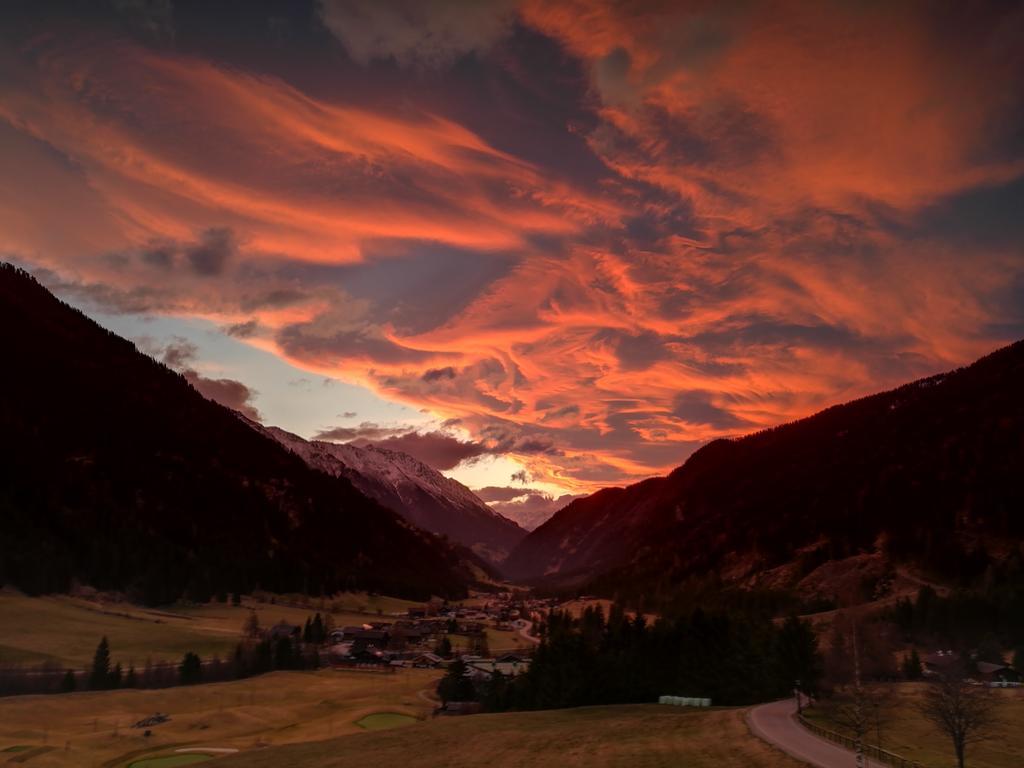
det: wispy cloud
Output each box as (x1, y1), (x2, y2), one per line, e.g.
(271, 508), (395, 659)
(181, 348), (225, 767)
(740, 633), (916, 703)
(2, 1), (1023, 491)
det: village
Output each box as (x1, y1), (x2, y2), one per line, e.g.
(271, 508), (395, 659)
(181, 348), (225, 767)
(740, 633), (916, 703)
(262, 593), (559, 692)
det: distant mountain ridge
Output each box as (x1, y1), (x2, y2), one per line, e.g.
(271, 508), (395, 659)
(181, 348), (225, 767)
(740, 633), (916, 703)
(256, 424), (526, 564)
(0, 263), (470, 603)
(505, 340), (1024, 603)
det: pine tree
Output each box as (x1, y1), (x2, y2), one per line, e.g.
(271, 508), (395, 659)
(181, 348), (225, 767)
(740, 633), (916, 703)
(179, 652), (202, 685)
(60, 670), (76, 693)
(89, 637), (111, 690)
(903, 648), (923, 680)
(243, 610), (261, 639)
(109, 662), (123, 689)
(311, 612), (325, 644)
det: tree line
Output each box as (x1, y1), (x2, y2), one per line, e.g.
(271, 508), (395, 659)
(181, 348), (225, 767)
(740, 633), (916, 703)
(439, 604), (822, 711)
(0, 611), (328, 698)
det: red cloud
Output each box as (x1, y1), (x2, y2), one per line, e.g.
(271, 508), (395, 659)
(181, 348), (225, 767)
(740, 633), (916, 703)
(2, 3), (1023, 493)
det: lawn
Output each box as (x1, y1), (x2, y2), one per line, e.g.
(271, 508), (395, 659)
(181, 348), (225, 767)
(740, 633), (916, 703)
(0, 667), (440, 768)
(213, 704), (804, 768)
(804, 682), (1024, 768)
(0, 591), (426, 668)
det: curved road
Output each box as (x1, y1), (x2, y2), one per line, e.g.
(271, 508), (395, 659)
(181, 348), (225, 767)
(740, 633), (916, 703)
(747, 699), (858, 768)
(514, 619), (541, 645)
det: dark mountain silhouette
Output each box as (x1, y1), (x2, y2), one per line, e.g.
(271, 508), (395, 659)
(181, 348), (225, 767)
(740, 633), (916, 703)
(506, 340), (1024, 603)
(256, 424), (526, 565)
(0, 263), (471, 603)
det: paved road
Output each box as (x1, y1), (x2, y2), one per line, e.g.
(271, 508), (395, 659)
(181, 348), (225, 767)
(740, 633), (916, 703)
(747, 699), (858, 768)
(514, 619), (541, 645)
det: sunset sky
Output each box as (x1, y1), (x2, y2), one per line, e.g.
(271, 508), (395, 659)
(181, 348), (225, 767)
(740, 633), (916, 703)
(2, 1), (1023, 514)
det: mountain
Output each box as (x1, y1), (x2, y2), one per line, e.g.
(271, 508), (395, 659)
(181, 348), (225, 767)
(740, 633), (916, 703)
(505, 340), (1024, 604)
(255, 424), (526, 564)
(0, 263), (470, 603)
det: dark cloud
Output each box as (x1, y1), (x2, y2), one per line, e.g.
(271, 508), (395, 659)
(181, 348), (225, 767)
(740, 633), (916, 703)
(595, 328), (670, 371)
(671, 390), (747, 430)
(314, 422), (411, 442)
(224, 319), (259, 338)
(422, 366), (457, 382)
(341, 411), (357, 418)
(319, 0), (516, 67)
(510, 469), (530, 484)
(152, 338), (262, 421)
(368, 430), (488, 470)
(239, 288), (307, 311)
(185, 227), (236, 276)
(278, 322), (436, 366)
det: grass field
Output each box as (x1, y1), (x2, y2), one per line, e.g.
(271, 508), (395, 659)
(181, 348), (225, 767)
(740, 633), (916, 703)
(805, 683), (1024, 768)
(0, 667), (440, 767)
(213, 704), (804, 768)
(0, 591), (424, 668)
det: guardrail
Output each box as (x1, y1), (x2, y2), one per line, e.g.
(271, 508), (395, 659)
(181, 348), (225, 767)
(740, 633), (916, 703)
(797, 714), (927, 768)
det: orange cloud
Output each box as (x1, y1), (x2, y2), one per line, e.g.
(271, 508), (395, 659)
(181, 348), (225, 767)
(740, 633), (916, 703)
(2, 3), (1023, 494)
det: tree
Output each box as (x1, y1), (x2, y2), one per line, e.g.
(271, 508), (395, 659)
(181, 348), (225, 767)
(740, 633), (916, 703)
(179, 652), (203, 685)
(777, 616), (823, 695)
(437, 660), (476, 703)
(89, 637), (111, 690)
(109, 662), (123, 689)
(434, 635), (452, 658)
(920, 670), (997, 768)
(60, 670), (76, 693)
(903, 648), (923, 680)
(1013, 646), (1024, 673)
(125, 665), (137, 688)
(231, 592), (242, 607)
(243, 610), (261, 639)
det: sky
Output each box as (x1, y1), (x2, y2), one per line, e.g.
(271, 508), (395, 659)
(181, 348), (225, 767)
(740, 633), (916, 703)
(2, 1), (1023, 518)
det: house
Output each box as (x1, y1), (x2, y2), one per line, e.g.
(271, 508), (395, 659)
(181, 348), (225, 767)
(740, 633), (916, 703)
(976, 662), (1022, 684)
(922, 651), (959, 675)
(269, 621), (301, 641)
(411, 652), (444, 668)
(346, 648), (390, 665)
(465, 655), (531, 678)
(351, 630), (390, 651)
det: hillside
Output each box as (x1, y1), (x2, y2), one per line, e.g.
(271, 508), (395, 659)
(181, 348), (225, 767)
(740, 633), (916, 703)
(505, 340), (1024, 603)
(0, 263), (469, 603)
(258, 425), (525, 564)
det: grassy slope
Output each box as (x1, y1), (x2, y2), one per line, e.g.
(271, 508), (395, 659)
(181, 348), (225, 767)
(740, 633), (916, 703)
(213, 705), (803, 768)
(805, 683), (1024, 768)
(0, 667), (439, 768)
(0, 593), (421, 667)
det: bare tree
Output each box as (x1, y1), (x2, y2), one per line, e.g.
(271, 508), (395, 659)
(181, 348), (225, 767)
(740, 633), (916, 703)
(919, 670), (997, 768)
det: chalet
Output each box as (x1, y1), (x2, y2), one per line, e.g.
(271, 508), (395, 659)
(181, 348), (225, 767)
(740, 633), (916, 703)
(346, 648), (390, 665)
(922, 651), (958, 675)
(976, 662), (1022, 684)
(269, 621), (301, 641)
(411, 652), (444, 668)
(465, 655), (531, 678)
(351, 630), (390, 651)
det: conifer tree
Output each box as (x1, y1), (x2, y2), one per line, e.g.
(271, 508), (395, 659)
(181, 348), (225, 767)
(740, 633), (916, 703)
(89, 637), (111, 690)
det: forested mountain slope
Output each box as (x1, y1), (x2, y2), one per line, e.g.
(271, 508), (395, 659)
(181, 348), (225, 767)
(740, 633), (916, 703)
(506, 340), (1024, 604)
(0, 264), (469, 603)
